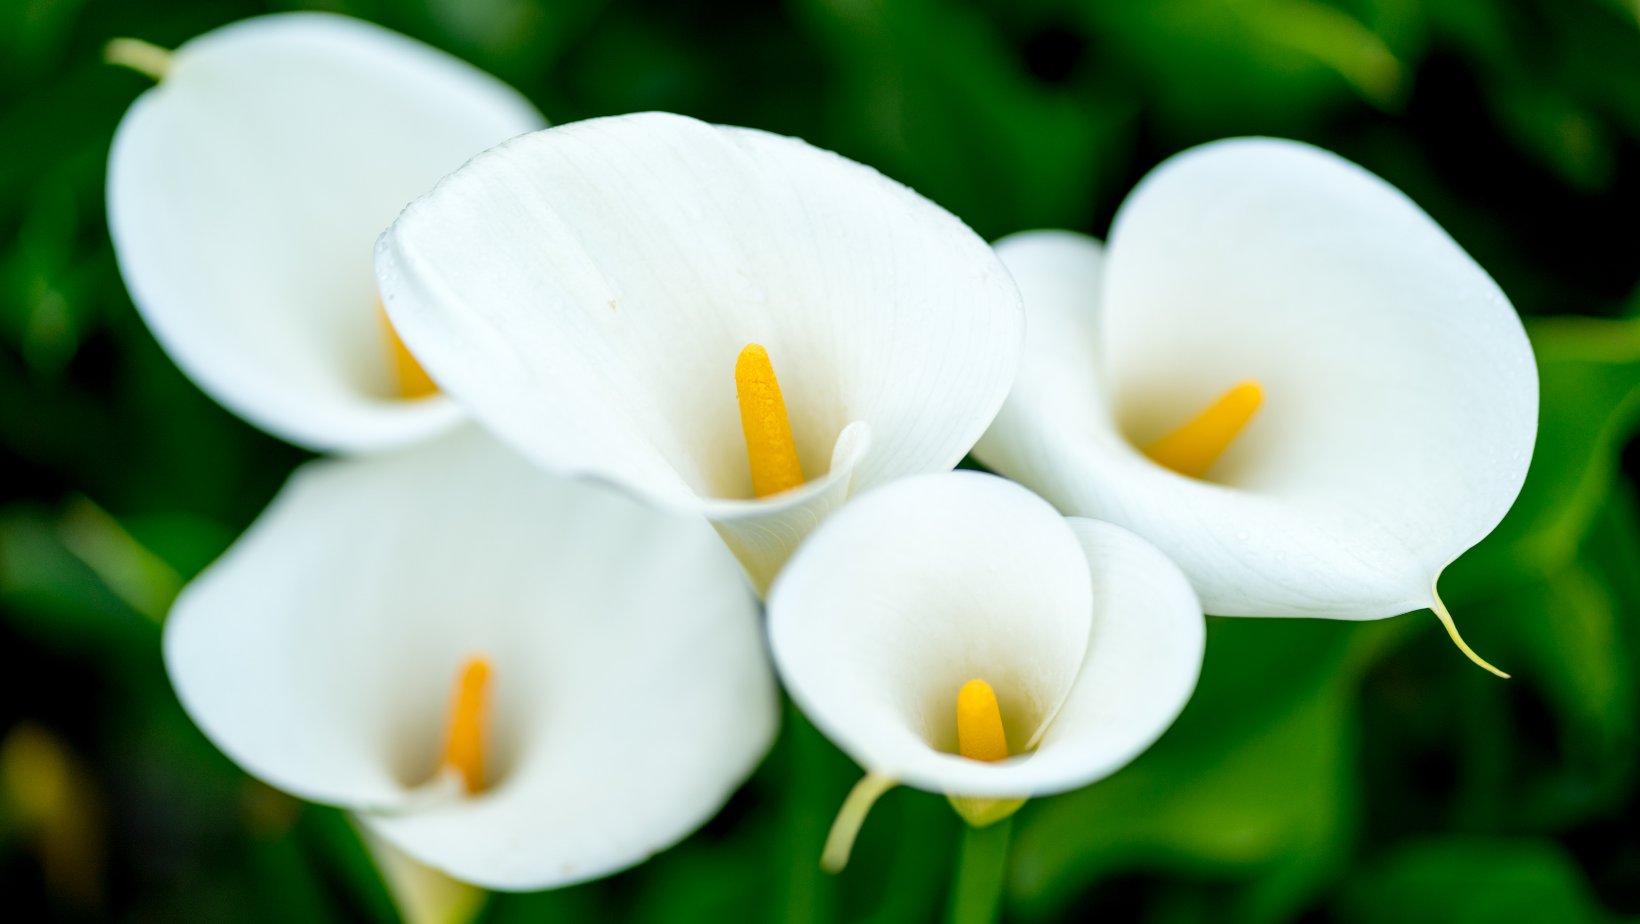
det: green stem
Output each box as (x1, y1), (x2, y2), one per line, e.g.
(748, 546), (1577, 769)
(946, 818), (1013, 924)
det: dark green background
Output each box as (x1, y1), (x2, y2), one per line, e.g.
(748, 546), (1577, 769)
(3, 0), (1639, 921)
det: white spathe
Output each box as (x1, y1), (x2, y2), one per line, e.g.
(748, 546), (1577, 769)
(108, 13), (544, 452)
(975, 139), (1538, 620)
(768, 471), (1204, 799)
(164, 428), (778, 890)
(376, 112), (1024, 592)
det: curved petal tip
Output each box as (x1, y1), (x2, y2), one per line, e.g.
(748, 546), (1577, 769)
(1431, 578), (1509, 679)
(105, 38), (172, 80)
(820, 772), (896, 874)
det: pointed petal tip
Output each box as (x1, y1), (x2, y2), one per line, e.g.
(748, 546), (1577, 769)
(1430, 582), (1510, 679)
(105, 38), (172, 81)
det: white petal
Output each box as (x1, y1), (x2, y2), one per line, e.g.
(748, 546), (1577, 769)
(768, 472), (1096, 796)
(164, 428), (777, 890)
(377, 112), (1023, 547)
(108, 13), (543, 452)
(973, 230), (1122, 502)
(999, 518), (1204, 794)
(976, 140), (1537, 618)
(706, 421), (872, 596)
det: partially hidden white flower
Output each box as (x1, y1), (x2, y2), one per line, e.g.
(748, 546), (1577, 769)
(766, 471), (1203, 869)
(163, 428), (778, 890)
(973, 139), (1538, 675)
(107, 13), (544, 452)
(375, 112), (1024, 593)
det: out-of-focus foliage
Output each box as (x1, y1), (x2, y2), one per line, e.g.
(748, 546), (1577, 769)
(1, 0), (1637, 921)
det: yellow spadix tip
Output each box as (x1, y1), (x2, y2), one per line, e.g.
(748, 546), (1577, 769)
(1146, 380), (1264, 479)
(735, 343), (804, 497)
(956, 679), (1009, 763)
(442, 656), (492, 794)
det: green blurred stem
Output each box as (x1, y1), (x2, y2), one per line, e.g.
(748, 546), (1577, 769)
(947, 818), (1012, 924)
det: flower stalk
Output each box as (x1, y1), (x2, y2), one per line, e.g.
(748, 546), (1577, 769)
(947, 817), (1013, 924)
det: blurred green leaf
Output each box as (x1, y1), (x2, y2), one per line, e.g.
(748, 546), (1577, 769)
(0, 167), (104, 378)
(1427, 0), (1640, 184)
(1609, 0), (1640, 28)
(1010, 618), (1370, 923)
(1235, 1), (1406, 106)
(1072, 0), (1405, 140)
(1494, 556), (1634, 761)
(56, 495), (182, 623)
(758, 703), (958, 924)
(485, 886), (600, 924)
(796, 0), (1132, 235)
(289, 806), (399, 924)
(1493, 86), (1614, 192)
(0, 0), (89, 80)
(422, 0), (604, 83)
(1492, 480), (1640, 829)
(0, 502), (154, 654)
(1336, 838), (1618, 924)
(1445, 314), (1640, 600)
(245, 815), (348, 924)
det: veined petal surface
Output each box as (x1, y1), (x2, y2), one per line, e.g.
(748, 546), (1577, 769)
(768, 472), (1202, 798)
(108, 13), (543, 452)
(377, 112), (1023, 574)
(976, 140), (1537, 618)
(164, 428), (776, 890)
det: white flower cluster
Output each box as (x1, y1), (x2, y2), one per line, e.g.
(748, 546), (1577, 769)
(107, 12), (1538, 897)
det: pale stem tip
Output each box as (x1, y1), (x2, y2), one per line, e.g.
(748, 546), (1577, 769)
(105, 38), (172, 81)
(353, 818), (487, 924)
(1431, 582), (1509, 679)
(819, 772), (895, 874)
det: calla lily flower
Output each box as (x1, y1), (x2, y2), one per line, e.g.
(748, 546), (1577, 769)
(375, 112), (1024, 592)
(107, 13), (544, 452)
(973, 139), (1537, 674)
(163, 428), (778, 889)
(766, 472), (1203, 868)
